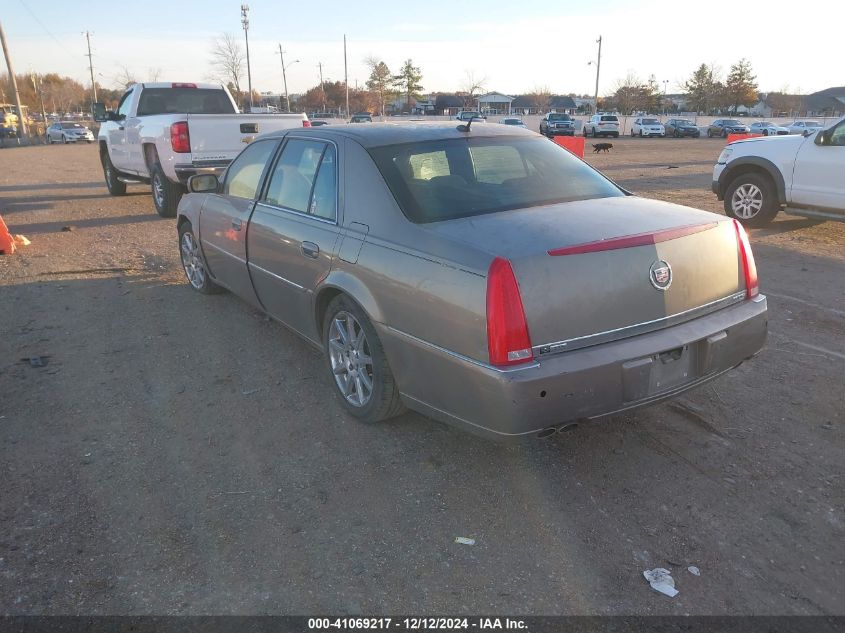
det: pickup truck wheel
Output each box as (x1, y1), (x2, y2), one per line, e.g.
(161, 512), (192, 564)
(101, 152), (127, 196)
(323, 295), (404, 423)
(179, 222), (221, 294)
(724, 173), (779, 227)
(151, 163), (182, 218)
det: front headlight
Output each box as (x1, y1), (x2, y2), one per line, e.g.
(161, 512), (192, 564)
(717, 148), (733, 164)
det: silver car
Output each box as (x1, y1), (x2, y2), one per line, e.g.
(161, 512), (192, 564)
(176, 123), (767, 440)
(46, 121), (95, 144)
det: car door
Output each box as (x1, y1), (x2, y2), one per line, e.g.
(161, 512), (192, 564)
(790, 120), (845, 210)
(107, 89), (134, 169)
(247, 137), (343, 340)
(199, 138), (278, 302)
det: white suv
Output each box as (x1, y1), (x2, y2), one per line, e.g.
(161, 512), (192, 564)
(631, 117), (665, 138)
(583, 114), (620, 138)
(712, 116), (845, 226)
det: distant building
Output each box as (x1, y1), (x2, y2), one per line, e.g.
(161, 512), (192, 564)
(803, 87), (845, 117)
(434, 94), (464, 116)
(477, 92), (514, 115)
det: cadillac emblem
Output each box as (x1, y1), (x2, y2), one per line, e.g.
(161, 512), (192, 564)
(649, 260), (672, 290)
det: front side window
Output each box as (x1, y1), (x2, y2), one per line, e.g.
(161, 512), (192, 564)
(829, 121), (845, 146)
(117, 90), (133, 118)
(369, 136), (624, 223)
(223, 140), (276, 200)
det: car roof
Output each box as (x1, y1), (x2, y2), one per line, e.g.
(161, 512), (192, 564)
(262, 121), (536, 148)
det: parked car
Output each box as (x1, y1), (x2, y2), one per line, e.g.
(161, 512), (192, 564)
(93, 82), (309, 217)
(310, 120), (329, 126)
(499, 117), (527, 128)
(786, 120), (823, 135)
(176, 122), (767, 439)
(539, 112), (575, 137)
(350, 113), (372, 123)
(749, 122), (789, 136)
(583, 114), (620, 138)
(665, 118), (701, 138)
(631, 117), (666, 138)
(455, 110), (485, 121)
(46, 121), (95, 144)
(713, 115), (845, 226)
(707, 119), (750, 138)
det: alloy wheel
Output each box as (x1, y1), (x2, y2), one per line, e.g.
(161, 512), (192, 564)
(153, 173), (166, 209)
(180, 231), (206, 289)
(328, 311), (374, 408)
(731, 183), (763, 219)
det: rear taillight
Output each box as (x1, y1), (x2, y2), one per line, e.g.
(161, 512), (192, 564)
(733, 219), (759, 298)
(486, 257), (533, 367)
(170, 122), (190, 153)
(302, 120), (312, 127)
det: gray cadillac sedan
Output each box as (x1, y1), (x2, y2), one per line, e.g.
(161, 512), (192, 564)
(176, 122), (767, 439)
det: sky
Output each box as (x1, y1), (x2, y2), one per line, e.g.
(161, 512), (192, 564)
(2, 0), (840, 99)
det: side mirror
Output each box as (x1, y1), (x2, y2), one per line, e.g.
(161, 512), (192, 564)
(91, 102), (107, 122)
(188, 173), (219, 193)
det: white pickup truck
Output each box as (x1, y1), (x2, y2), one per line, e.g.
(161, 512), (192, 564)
(93, 82), (309, 217)
(713, 115), (845, 226)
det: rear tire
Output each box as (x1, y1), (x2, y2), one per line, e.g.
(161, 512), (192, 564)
(101, 151), (127, 196)
(323, 295), (404, 424)
(724, 172), (780, 227)
(151, 162), (182, 218)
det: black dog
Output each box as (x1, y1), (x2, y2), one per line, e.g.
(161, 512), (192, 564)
(592, 143), (613, 153)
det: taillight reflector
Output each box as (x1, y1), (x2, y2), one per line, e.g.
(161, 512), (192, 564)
(170, 122), (190, 153)
(486, 257), (533, 367)
(302, 120), (312, 127)
(733, 220), (759, 298)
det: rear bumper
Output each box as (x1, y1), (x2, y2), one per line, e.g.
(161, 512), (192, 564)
(174, 163), (230, 185)
(380, 295), (767, 440)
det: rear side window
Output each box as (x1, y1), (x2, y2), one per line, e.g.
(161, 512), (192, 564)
(369, 136), (623, 223)
(136, 88), (236, 115)
(264, 139), (337, 220)
(223, 140), (276, 200)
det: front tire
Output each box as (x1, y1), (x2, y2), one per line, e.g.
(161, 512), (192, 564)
(724, 172), (780, 227)
(323, 295), (404, 423)
(101, 151), (127, 196)
(179, 221), (221, 294)
(151, 162), (183, 218)
(62, 135), (68, 144)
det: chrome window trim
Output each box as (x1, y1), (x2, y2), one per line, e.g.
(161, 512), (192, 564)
(253, 201), (338, 226)
(534, 291), (747, 356)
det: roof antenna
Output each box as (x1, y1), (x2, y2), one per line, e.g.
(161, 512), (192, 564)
(457, 116), (475, 133)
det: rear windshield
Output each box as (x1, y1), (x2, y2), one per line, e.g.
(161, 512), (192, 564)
(601, 115), (618, 121)
(136, 88), (236, 116)
(368, 136), (624, 223)
(61, 122), (83, 129)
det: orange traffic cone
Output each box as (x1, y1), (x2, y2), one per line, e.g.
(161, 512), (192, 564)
(0, 215), (15, 255)
(0, 215), (29, 255)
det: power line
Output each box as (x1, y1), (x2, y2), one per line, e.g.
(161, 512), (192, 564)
(17, 0), (75, 57)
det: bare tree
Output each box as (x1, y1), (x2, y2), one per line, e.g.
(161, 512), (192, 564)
(147, 67), (163, 82)
(461, 71), (487, 108)
(209, 33), (244, 100)
(115, 65), (138, 89)
(526, 85), (552, 113)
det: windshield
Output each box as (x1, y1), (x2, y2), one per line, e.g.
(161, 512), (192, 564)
(803, 121), (821, 126)
(549, 114), (571, 121)
(368, 136), (624, 223)
(136, 88), (236, 115)
(642, 118), (659, 125)
(724, 120), (742, 126)
(503, 119), (522, 125)
(676, 119), (694, 125)
(61, 122), (83, 129)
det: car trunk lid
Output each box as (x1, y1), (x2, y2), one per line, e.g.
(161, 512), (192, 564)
(425, 196), (746, 356)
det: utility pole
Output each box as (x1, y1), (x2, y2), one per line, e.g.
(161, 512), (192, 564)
(279, 44), (289, 112)
(83, 31), (97, 103)
(343, 35), (349, 118)
(318, 62), (325, 111)
(31, 72), (47, 130)
(0, 20), (27, 138)
(241, 4), (253, 112)
(593, 35), (602, 114)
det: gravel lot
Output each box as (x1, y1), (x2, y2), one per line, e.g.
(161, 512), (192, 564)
(0, 136), (843, 615)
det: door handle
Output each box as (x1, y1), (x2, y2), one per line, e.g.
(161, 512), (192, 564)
(231, 219), (243, 231)
(118, 126), (124, 131)
(301, 241), (319, 259)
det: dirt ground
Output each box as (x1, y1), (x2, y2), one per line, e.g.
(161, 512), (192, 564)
(0, 137), (843, 615)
